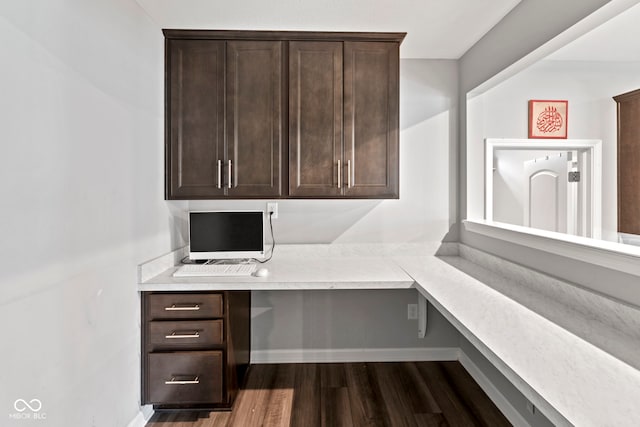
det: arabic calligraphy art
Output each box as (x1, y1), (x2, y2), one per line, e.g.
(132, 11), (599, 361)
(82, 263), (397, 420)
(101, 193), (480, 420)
(528, 100), (568, 139)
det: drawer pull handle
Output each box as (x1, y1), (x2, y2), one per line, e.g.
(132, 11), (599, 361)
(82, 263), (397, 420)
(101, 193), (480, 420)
(165, 331), (200, 339)
(165, 376), (199, 385)
(164, 304), (200, 311)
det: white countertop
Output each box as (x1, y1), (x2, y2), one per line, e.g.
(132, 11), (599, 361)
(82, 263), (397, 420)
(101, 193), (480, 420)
(138, 256), (415, 291)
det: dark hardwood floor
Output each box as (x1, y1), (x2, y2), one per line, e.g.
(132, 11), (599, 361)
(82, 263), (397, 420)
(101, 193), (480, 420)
(146, 362), (512, 427)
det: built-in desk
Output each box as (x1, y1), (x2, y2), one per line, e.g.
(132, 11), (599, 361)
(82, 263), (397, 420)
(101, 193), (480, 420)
(138, 250), (418, 411)
(138, 244), (640, 427)
(139, 256), (415, 291)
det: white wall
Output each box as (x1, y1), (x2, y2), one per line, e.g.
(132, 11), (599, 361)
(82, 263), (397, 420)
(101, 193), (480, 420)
(460, 0), (640, 304)
(459, 0), (611, 221)
(470, 60), (640, 242)
(0, 1), (173, 425)
(252, 290), (461, 354)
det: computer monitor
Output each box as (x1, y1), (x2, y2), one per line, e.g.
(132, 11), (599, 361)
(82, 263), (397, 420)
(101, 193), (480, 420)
(188, 211), (265, 261)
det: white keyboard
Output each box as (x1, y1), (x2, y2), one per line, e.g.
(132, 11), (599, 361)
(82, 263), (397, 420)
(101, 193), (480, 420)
(173, 263), (257, 277)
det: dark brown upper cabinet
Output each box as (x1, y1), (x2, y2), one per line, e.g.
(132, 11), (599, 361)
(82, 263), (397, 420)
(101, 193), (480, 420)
(165, 37), (283, 199)
(614, 88), (640, 235)
(289, 40), (400, 198)
(166, 39), (225, 199)
(164, 30), (404, 200)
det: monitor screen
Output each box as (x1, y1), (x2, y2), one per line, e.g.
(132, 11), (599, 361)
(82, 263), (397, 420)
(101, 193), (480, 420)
(189, 211), (265, 260)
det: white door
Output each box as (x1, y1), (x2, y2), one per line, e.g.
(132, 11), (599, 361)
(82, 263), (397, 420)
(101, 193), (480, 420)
(523, 153), (572, 233)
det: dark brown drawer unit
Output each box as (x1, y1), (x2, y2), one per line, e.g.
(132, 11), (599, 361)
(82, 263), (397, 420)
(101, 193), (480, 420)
(141, 291), (250, 409)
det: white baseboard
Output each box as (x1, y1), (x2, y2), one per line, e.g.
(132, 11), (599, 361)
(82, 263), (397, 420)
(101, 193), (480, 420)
(458, 350), (531, 427)
(126, 405), (154, 427)
(250, 347), (460, 364)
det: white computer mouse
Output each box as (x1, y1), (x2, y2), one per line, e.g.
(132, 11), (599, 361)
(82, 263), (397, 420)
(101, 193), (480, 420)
(255, 268), (269, 277)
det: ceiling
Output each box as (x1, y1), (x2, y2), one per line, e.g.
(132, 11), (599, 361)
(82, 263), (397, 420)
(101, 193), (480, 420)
(134, 0), (521, 58)
(546, 1), (640, 62)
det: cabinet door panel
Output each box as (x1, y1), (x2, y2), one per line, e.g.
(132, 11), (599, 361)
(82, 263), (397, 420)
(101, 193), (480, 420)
(226, 41), (283, 197)
(616, 90), (640, 235)
(344, 42), (399, 198)
(289, 41), (343, 197)
(167, 40), (225, 199)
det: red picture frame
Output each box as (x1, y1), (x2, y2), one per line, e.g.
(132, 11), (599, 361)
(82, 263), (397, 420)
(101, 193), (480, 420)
(528, 100), (568, 139)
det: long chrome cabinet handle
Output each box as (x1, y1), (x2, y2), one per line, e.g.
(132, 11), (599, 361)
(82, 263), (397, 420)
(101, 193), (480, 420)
(228, 160), (232, 189)
(165, 331), (200, 339)
(165, 376), (199, 385)
(347, 160), (352, 188)
(217, 160), (222, 189)
(337, 160), (341, 188)
(164, 304), (200, 311)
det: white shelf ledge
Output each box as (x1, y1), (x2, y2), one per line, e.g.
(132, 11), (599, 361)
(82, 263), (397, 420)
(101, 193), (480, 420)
(463, 219), (640, 277)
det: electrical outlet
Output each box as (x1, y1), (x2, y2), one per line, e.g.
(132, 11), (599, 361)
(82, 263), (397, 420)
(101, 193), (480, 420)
(407, 304), (418, 320)
(267, 202), (278, 219)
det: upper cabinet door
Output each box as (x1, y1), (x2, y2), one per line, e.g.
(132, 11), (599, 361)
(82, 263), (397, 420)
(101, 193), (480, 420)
(166, 40), (226, 199)
(614, 88), (640, 235)
(226, 41), (283, 198)
(289, 41), (343, 197)
(344, 42), (400, 198)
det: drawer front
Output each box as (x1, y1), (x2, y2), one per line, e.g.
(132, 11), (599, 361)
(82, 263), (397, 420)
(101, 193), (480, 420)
(147, 352), (224, 404)
(148, 320), (224, 351)
(147, 293), (223, 319)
